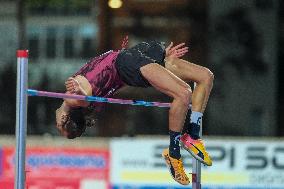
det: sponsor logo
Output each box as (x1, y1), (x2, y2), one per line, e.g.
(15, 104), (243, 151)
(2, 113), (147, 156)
(26, 153), (106, 169)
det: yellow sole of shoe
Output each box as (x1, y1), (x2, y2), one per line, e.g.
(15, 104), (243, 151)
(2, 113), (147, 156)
(162, 153), (190, 185)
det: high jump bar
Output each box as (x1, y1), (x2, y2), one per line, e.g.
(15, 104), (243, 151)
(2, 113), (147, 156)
(27, 89), (171, 108)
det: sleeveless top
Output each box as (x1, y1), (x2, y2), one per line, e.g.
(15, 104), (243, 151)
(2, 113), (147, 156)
(73, 36), (128, 111)
(73, 51), (124, 110)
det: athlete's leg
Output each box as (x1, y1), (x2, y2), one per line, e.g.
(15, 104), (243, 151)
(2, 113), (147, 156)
(165, 56), (214, 166)
(165, 57), (214, 113)
(140, 63), (191, 185)
(140, 63), (192, 132)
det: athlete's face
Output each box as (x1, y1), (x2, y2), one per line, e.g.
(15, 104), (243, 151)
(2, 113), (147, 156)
(56, 122), (68, 137)
(55, 108), (70, 137)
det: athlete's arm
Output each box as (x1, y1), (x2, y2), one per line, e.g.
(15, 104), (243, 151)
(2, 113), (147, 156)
(55, 75), (92, 135)
(64, 75), (92, 107)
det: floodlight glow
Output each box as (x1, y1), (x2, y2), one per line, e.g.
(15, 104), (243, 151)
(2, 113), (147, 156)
(108, 0), (123, 9)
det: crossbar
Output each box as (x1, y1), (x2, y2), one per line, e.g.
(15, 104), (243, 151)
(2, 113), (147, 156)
(27, 89), (171, 108)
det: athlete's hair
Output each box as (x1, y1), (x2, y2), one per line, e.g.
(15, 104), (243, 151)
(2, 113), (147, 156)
(64, 107), (96, 139)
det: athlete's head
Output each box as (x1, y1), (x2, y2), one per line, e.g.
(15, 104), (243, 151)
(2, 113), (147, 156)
(56, 107), (96, 139)
(63, 108), (86, 139)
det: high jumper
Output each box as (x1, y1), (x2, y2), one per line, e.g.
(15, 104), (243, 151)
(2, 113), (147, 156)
(54, 36), (214, 185)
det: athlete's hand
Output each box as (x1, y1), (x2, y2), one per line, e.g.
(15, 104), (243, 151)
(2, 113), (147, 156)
(165, 42), (189, 58)
(65, 77), (88, 95)
(121, 35), (129, 49)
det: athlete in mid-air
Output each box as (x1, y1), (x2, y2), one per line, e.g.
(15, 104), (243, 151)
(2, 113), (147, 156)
(55, 36), (214, 185)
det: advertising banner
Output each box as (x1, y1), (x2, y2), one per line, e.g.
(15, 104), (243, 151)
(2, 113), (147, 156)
(110, 138), (284, 189)
(0, 147), (109, 189)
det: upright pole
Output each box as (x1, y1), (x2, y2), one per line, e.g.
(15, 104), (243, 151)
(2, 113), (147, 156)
(192, 83), (202, 189)
(192, 128), (202, 189)
(15, 50), (28, 189)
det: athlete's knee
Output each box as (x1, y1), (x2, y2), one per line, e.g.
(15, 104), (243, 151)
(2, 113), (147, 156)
(202, 67), (214, 86)
(176, 85), (192, 107)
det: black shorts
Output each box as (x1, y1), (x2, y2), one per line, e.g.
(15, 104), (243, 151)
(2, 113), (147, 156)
(115, 41), (166, 87)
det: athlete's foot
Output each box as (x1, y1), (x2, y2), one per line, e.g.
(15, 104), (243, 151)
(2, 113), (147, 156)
(162, 148), (190, 185)
(180, 133), (212, 166)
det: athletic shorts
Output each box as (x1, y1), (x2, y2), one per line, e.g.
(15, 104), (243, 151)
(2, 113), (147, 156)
(115, 41), (166, 87)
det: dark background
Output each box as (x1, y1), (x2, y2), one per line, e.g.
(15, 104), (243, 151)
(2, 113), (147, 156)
(0, 0), (283, 137)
